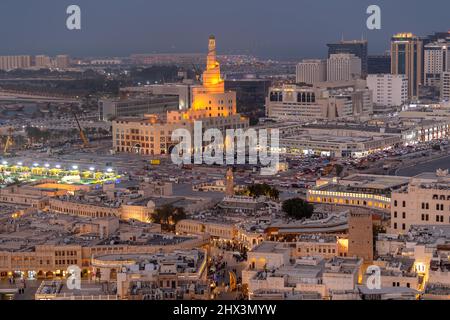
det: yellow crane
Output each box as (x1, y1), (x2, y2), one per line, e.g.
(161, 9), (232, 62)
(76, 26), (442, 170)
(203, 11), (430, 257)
(3, 128), (14, 155)
(72, 112), (89, 148)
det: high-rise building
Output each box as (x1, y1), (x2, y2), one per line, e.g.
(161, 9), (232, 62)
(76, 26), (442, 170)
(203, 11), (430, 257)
(442, 72), (450, 101)
(56, 55), (70, 69)
(0, 55), (32, 70)
(327, 54), (362, 82)
(327, 40), (368, 77)
(390, 33), (423, 100)
(367, 74), (408, 108)
(295, 59), (327, 85)
(368, 54), (391, 74)
(34, 55), (52, 68)
(348, 210), (373, 263)
(423, 41), (449, 88)
(224, 78), (271, 112)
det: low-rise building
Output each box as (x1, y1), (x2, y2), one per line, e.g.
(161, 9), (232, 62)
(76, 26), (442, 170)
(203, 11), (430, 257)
(390, 170), (450, 234)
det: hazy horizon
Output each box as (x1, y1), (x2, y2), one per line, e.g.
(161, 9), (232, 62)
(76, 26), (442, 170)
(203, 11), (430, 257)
(0, 0), (448, 60)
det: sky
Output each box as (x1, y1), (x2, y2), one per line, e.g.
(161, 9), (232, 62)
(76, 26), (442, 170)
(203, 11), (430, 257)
(0, 0), (448, 60)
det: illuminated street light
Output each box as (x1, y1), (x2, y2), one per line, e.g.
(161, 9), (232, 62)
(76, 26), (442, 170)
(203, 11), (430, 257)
(33, 163), (39, 167)
(55, 164), (61, 169)
(106, 168), (113, 173)
(2, 161), (7, 165)
(17, 162), (23, 166)
(89, 167), (95, 171)
(72, 165), (78, 170)
(44, 164), (50, 168)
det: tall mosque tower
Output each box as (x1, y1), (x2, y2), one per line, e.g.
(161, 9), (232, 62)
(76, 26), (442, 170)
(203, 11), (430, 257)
(225, 167), (234, 196)
(111, 36), (249, 156)
(202, 35), (225, 93)
(190, 35), (237, 116)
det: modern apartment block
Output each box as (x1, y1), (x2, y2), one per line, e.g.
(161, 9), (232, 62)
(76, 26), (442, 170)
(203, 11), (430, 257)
(0, 55), (32, 70)
(327, 54), (362, 82)
(423, 40), (449, 88)
(367, 74), (409, 107)
(327, 39), (368, 77)
(296, 59), (327, 85)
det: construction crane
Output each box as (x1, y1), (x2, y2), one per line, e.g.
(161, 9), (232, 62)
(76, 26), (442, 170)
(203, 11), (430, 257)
(192, 64), (201, 81)
(2, 128), (14, 155)
(72, 112), (89, 148)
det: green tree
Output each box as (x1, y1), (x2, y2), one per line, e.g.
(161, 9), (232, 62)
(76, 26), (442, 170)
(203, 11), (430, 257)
(151, 204), (186, 230)
(246, 183), (279, 200)
(282, 198), (314, 220)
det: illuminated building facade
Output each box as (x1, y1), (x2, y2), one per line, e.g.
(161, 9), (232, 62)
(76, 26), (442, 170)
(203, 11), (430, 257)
(391, 33), (423, 100)
(112, 36), (249, 155)
(307, 174), (410, 212)
(390, 172), (450, 234)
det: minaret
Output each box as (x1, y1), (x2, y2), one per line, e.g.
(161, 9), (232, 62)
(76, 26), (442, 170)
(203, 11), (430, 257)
(207, 35), (217, 71)
(225, 167), (234, 196)
(202, 35), (224, 93)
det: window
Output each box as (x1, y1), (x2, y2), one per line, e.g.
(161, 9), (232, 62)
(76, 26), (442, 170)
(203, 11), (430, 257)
(402, 201), (406, 207)
(394, 200), (398, 207)
(394, 222), (397, 229)
(402, 212), (406, 219)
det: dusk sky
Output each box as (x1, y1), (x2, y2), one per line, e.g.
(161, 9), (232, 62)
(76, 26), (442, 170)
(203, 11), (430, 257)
(0, 0), (448, 60)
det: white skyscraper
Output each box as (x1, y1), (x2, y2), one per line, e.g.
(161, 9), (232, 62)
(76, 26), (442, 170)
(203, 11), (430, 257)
(367, 74), (409, 107)
(296, 59), (327, 85)
(327, 53), (362, 82)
